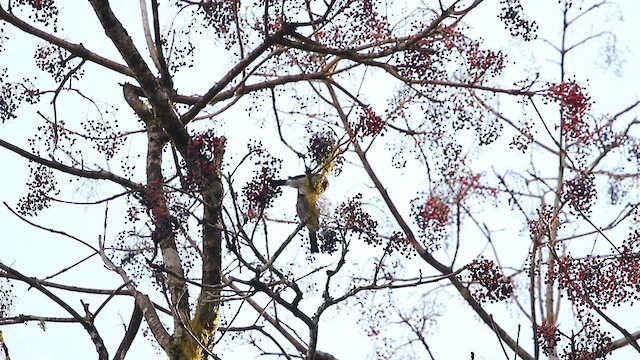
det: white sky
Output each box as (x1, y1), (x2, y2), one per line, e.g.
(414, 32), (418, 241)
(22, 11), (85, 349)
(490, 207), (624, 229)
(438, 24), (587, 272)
(2, 0), (640, 359)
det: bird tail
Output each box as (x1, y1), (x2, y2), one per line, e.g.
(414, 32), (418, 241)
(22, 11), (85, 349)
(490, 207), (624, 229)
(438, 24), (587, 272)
(309, 229), (319, 253)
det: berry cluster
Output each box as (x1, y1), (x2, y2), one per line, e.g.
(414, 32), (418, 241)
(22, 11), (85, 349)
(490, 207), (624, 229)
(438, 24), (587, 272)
(15, 0), (59, 30)
(536, 320), (560, 356)
(410, 178), (497, 251)
(528, 205), (554, 242)
(0, 278), (14, 318)
(328, 0), (390, 48)
(17, 164), (59, 216)
(536, 315), (612, 359)
(184, 130), (225, 190)
(317, 228), (339, 254)
(0, 72), (40, 122)
(125, 201), (142, 224)
(144, 178), (173, 232)
(195, 0), (238, 36)
(412, 195), (449, 230)
(394, 24), (458, 83)
(498, 0), (538, 41)
(354, 106), (387, 139)
(509, 121), (535, 153)
(567, 321), (613, 360)
(242, 165), (281, 215)
(466, 45), (506, 81)
(386, 231), (413, 258)
(306, 131), (340, 174)
(563, 317), (612, 360)
(80, 111), (124, 160)
(552, 250), (640, 310)
(462, 257), (513, 303)
(563, 174), (596, 214)
(20, 0), (54, 9)
(543, 81), (593, 143)
(630, 141), (640, 168)
(34, 43), (83, 83)
(335, 194), (379, 246)
(241, 142), (282, 216)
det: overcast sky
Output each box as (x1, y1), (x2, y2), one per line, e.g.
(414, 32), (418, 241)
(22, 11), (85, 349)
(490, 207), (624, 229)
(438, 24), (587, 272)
(2, 1), (640, 359)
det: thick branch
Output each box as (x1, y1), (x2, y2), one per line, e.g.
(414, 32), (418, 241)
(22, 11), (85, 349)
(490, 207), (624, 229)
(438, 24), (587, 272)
(112, 303), (143, 360)
(97, 245), (172, 352)
(145, 112), (191, 336)
(188, 163), (225, 358)
(88, 0), (190, 153)
(151, 0), (173, 88)
(0, 314), (78, 325)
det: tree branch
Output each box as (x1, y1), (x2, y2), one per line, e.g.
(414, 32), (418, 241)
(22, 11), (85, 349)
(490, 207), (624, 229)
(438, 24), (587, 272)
(112, 302), (143, 360)
(88, 0), (190, 153)
(325, 81), (535, 360)
(0, 138), (140, 190)
(0, 5), (132, 76)
(0, 263), (109, 360)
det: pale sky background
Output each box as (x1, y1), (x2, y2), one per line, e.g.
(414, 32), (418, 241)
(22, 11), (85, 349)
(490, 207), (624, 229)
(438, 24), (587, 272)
(2, 1), (640, 359)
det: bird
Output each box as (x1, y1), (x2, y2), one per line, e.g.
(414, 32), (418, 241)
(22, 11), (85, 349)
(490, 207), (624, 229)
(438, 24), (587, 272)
(271, 173), (329, 253)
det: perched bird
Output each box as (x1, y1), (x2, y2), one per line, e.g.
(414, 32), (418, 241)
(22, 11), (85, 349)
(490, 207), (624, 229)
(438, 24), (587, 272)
(271, 173), (329, 253)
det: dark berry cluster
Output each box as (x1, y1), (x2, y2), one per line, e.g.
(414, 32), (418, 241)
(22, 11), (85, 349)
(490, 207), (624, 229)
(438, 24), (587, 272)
(163, 29), (196, 73)
(34, 44), (83, 83)
(125, 203), (142, 224)
(317, 228), (339, 254)
(385, 231), (413, 258)
(563, 328), (612, 360)
(196, 0), (238, 35)
(462, 257), (513, 303)
(509, 121), (534, 153)
(447, 91), (503, 146)
(242, 165), (282, 214)
(435, 142), (463, 179)
(335, 194), (380, 246)
(563, 174), (596, 214)
(0, 75), (40, 122)
(498, 0), (538, 41)
(21, 0), (54, 10)
(466, 45), (506, 81)
(552, 250), (640, 310)
(307, 131), (341, 173)
(0, 82), (18, 122)
(15, 0), (59, 30)
(324, 0), (390, 49)
(410, 194), (450, 252)
(561, 317), (612, 360)
(241, 142), (282, 217)
(81, 111), (124, 160)
(17, 164), (59, 216)
(537, 317), (613, 359)
(0, 278), (14, 318)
